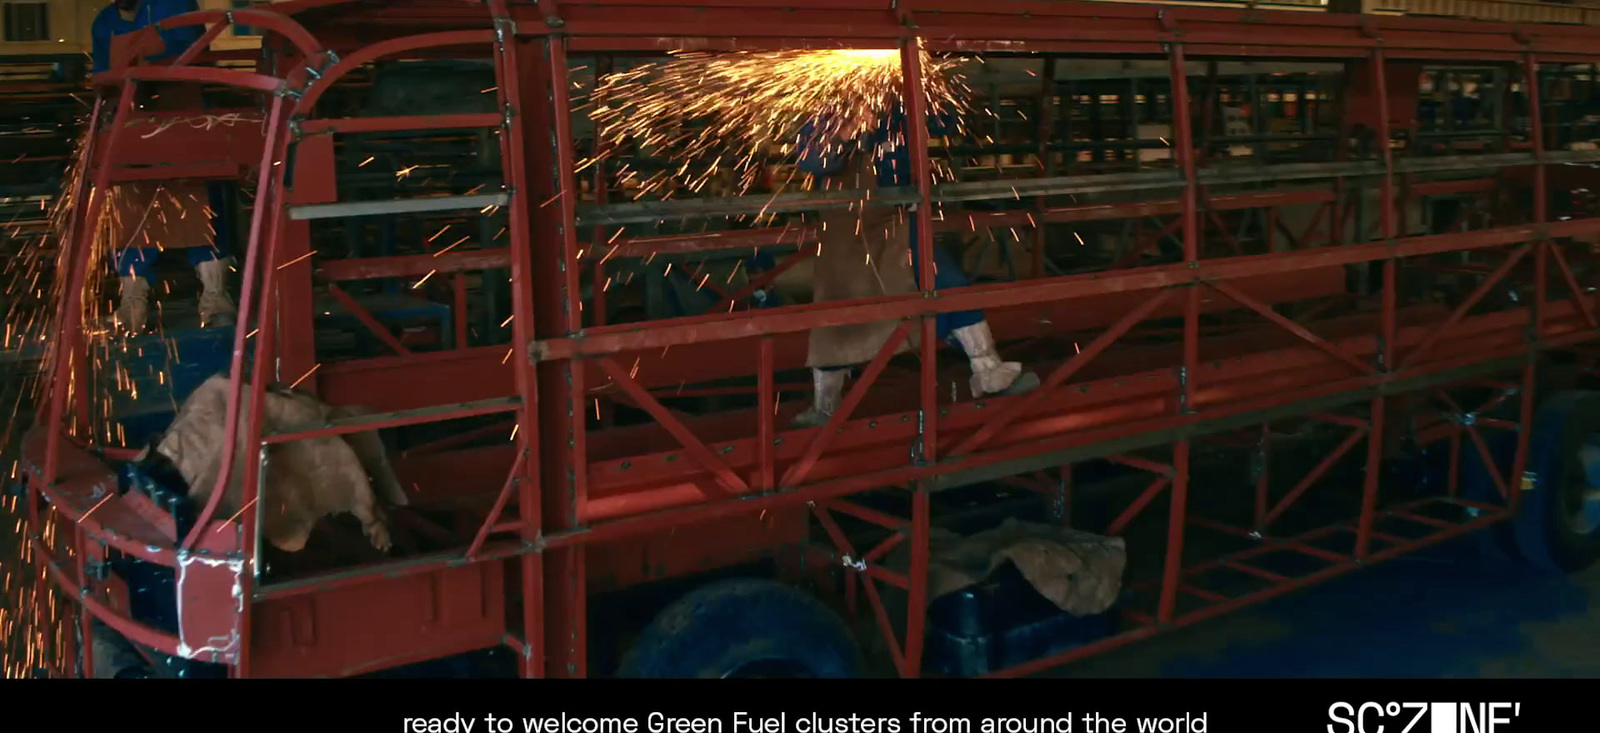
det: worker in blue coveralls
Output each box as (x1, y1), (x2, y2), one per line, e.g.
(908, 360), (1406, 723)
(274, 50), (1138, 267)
(93, 0), (236, 333)
(787, 104), (1039, 428)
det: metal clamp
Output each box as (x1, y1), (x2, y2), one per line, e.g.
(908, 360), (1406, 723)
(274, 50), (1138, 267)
(840, 555), (867, 572)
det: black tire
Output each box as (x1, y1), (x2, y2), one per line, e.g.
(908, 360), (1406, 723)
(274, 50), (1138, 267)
(616, 578), (862, 679)
(1509, 391), (1600, 573)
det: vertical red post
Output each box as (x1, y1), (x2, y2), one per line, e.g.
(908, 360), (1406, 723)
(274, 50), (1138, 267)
(899, 36), (936, 680)
(1330, 62), (1351, 249)
(757, 337), (775, 492)
(1356, 397), (1385, 560)
(1372, 51), (1396, 243)
(903, 485), (931, 677)
(509, 27), (589, 678)
(73, 528), (93, 679)
(231, 92), (297, 678)
(1163, 43), (1197, 627)
(589, 58), (614, 426)
(1158, 440), (1191, 625)
(1170, 46), (1200, 413)
(273, 51), (319, 390)
(901, 39), (939, 463)
(1525, 54), (1548, 227)
(1508, 53), (1547, 516)
(1032, 56), (1056, 280)
(1170, 45), (1198, 264)
(1507, 363), (1537, 514)
(1525, 54), (1549, 340)
(1371, 50), (1398, 368)
(590, 57), (612, 331)
(486, 0), (552, 678)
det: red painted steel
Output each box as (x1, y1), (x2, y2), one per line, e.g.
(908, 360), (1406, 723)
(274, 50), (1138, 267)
(20, 0), (1600, 679)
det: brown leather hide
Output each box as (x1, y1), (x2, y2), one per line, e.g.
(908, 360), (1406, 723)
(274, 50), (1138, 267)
(805, 154), (920, 368)
(154, 376), (407, 553)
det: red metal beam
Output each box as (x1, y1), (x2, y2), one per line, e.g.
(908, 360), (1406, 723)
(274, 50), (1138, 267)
(530, 218), (1600, 361)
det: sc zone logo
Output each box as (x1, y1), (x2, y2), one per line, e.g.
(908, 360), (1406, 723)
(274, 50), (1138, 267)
(1328, 702), (1521, 733)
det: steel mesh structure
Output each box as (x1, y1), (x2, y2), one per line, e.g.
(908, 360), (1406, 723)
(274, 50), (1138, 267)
(18, 0), (1600, 678)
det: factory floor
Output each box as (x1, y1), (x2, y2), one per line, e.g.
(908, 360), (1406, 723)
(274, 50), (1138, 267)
(1055, 538), (1600, 678)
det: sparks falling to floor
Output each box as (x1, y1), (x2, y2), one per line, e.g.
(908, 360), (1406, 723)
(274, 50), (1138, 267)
(1, 109), (262, 678)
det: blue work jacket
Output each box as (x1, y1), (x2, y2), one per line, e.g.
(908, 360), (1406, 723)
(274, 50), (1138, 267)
(91, 0), (203, 74)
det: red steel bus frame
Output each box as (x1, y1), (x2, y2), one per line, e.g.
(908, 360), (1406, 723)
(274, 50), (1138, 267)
(22, 0), (1600, 678)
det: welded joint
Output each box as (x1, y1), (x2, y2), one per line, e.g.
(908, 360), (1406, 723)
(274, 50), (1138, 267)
(493, 18), (517, 47)
(891, 0), (918, 29)
(536, 0), (564, 27)
(1358, 17), (1381, 41)
(911, 410), (927, 465)
(83, 557), (111, 581)
(1176, 366), (1191, 413)
(1157, 9), (1179, 35)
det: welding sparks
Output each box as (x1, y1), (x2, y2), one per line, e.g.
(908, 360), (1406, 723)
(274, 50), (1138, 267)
(592, 47), (970, 199)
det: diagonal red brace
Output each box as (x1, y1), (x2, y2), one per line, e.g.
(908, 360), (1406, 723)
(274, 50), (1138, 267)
(1262, 427), (1367, 529)
(1547, 241), (1598, 330)
(949, 288), (1176, 457)
(597, 357), (746, 496)
(326, 283), (414, 357)
(1107, 476), (1171, 537)
(1207, 279), (1374, 375)
(781, 322), (912, 488)
(1399, 243), (1533, 371)
(714, 245), (816, 312)
(1435, 390), (1510, 499)
(466, 446), (527, 559)
(1113, 217), (1182, 269)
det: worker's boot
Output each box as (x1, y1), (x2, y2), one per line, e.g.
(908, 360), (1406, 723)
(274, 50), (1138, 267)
(791, 367), (848, 429)
(113, 276), (150, 335)
(950, 320), (1040, 399)
(196, 257), (236, 329)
